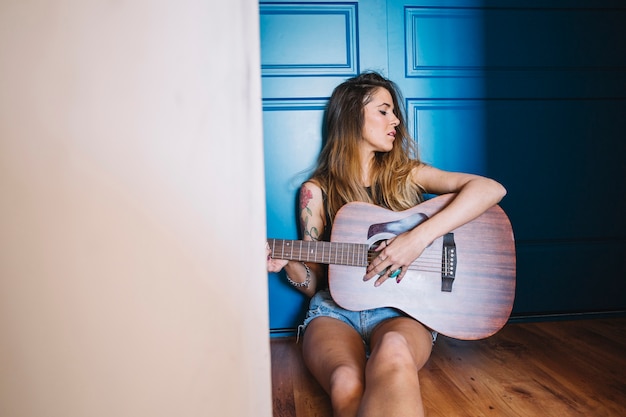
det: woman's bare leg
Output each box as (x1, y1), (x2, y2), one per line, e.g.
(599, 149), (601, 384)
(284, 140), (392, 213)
(302, 317), (368, 417)
(358, 317), (433, 417)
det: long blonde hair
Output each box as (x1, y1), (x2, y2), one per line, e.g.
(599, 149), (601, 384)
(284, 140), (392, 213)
(310, 72), (425, 223)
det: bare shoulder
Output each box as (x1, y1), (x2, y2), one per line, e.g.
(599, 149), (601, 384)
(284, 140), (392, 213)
(300, 181), (324, 209)
(301, 180), (322, 196)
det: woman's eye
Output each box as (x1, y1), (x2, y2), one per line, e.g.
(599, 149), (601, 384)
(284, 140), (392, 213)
(379, 111), (387, 116)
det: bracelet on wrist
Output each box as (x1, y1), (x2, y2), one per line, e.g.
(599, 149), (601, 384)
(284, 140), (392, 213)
(286, 262), (311, 288)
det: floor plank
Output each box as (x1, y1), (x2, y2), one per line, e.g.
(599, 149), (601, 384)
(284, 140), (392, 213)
(271, 317), (626, 417)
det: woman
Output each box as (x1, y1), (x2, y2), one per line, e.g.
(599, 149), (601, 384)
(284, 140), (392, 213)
(267, 72), (506, 417)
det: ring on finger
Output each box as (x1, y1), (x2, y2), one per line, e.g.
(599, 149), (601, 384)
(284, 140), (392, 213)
(389, 268), (402, 279)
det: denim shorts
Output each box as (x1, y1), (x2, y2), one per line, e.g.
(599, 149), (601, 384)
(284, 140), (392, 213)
(299, 289), (436, 348)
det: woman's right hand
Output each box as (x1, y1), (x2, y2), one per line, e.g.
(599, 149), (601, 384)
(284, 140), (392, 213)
(266, 242), (289, 273)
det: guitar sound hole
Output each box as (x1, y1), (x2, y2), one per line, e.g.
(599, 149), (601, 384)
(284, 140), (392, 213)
(367, 239), (388, 271)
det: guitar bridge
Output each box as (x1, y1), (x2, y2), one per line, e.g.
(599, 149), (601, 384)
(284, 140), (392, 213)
(442, 233), (456, 292)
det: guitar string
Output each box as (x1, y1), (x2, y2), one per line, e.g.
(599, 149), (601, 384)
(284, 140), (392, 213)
(270, 240), (448, 272)
(270, 240), (445, 258)
(277, 250), (444, 265)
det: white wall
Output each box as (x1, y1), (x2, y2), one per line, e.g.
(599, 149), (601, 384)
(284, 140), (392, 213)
(0, 1), (271, 416)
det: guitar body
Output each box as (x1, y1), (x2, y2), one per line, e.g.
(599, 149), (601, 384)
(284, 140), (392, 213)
(328, 194), (516, 340)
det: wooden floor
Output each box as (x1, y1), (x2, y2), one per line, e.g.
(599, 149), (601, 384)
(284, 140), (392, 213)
(271, 317), (626, 417)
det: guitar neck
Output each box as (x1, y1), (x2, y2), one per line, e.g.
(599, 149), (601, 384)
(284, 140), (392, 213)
(268, 238), (370, 267)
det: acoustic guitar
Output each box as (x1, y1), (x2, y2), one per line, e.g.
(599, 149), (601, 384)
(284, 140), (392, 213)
(268, 193), (516, 340)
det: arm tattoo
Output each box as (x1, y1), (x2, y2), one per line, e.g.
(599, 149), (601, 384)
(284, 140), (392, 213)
(300, 186), (320, 241)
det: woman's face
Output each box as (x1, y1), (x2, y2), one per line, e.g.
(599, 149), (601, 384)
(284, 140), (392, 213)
(361, 87), (400, 154)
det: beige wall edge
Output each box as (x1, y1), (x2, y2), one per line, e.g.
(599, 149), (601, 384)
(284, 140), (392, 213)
(0, 1), (271, 416)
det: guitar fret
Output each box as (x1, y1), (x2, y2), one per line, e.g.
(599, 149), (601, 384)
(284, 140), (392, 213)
(359, 244), (363, 266)
(337, 243), (341, 265)
(350, 244), (354, 265)
(268, 238), (368, 267)
(305, 240), (310, 262)
(317, 241), (322, 263)
(336, 243), (340, 264)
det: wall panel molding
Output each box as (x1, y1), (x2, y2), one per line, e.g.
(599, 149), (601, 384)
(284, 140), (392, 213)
(406, 98), (486, 173)
(404, 5), (626, 78)
(405, 7), (484, 77)
(260, 3), (358, 77)
(263, 97), (328, 111)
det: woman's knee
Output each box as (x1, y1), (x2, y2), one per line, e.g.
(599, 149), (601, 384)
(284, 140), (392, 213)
(328, 364), (365, 407)
(370, 322), (433, 370)
(371, 331), (417, 368)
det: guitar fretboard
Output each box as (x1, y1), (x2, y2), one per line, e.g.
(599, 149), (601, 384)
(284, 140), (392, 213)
(268, 239), (370, 267)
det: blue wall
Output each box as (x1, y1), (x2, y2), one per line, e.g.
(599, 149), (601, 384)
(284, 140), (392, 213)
(261, 0), (626, 333)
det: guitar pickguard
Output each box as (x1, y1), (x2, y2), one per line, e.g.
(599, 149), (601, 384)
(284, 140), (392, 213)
(367, 211), (428, 239)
